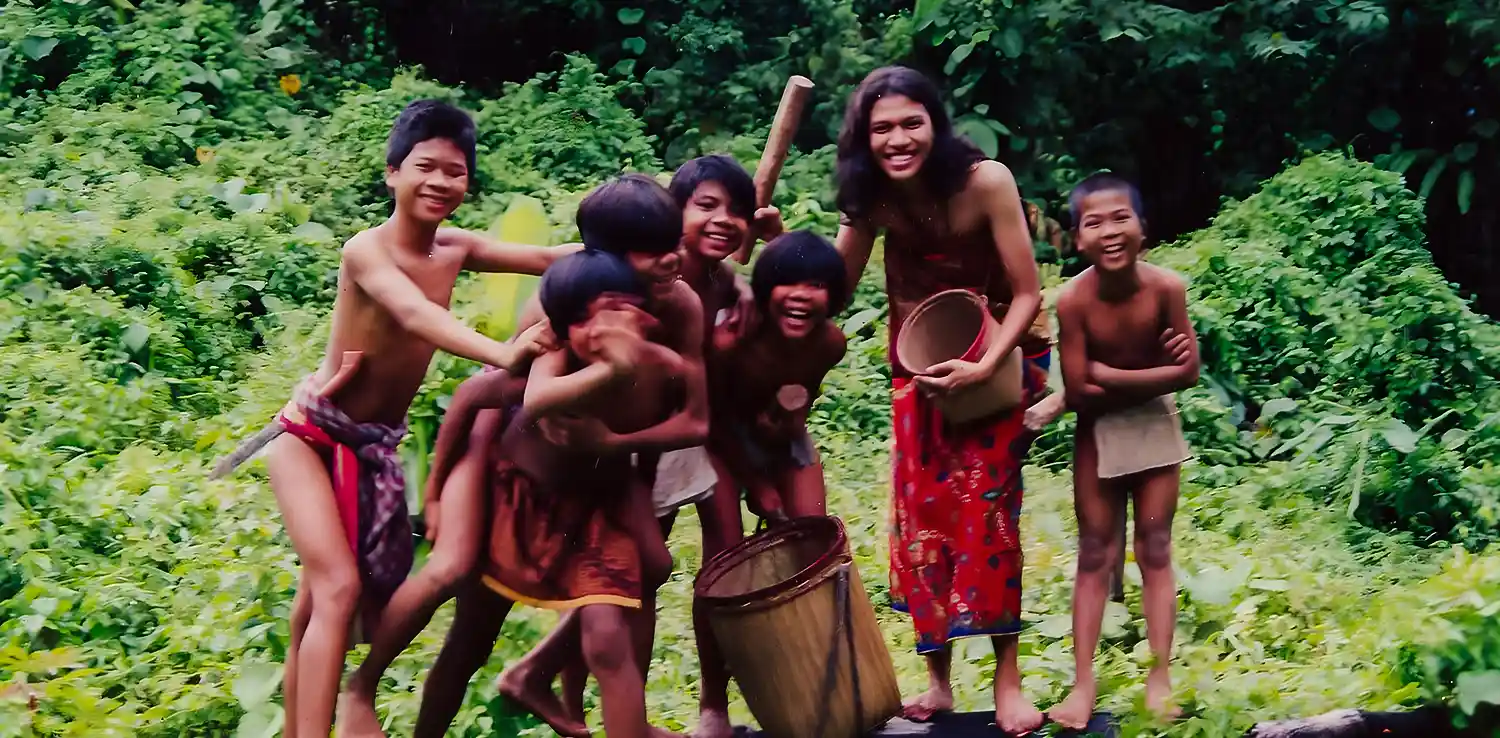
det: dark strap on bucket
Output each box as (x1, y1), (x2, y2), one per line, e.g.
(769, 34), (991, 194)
(813, 563), (864, 738)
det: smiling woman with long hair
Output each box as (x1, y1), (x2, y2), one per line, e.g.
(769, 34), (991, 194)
(834, 66), (1054, 735)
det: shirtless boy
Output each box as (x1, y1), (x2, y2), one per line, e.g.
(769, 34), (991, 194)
(1048, 174), (1200, 728)
(418, 249), (690, 738)
(215, 99), (570, 738)
(708, 231), (848, 523)
(341, 174), (703, 737)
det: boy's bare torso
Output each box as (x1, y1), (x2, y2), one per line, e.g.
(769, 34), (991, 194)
(1065, 262), (1178, 425)
(504, 348), (684, 491)
(316, 226), (476, 426)
(711, 322), (843, 441)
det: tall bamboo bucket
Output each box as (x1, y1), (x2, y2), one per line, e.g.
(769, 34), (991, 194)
(894, 289), (1023, 424)
(695, 517), (900, 738)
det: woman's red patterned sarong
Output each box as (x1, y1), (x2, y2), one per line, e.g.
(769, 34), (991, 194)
(889, 351), (1051, 653)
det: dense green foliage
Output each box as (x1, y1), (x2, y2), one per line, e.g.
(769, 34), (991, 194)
(288, 0), (1500, 314)
(0, 0), (1497, 736)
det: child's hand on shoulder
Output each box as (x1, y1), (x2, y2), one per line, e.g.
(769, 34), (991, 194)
(507, 322), (559, 368)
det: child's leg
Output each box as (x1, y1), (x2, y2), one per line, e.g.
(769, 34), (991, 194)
(1111, 503), (1128, 603)
(340, 444), (490, 735)
(1132, 465), (1181, 718)
(502, 480), (672, 728)
(283, 583), (311, 738)
(991, 634), (1043, 734)
(497, 612), (591, 738)
(619, 477), (675, 676)
(579, 604), (652, 738)
(1048, 432), (1128, 730)
(778, 457), (827, 519)
(413, 584), (514, 738)
(902, 646), (954, 720)
(264, 435), (364, 738)
(690, 468), (746, 738)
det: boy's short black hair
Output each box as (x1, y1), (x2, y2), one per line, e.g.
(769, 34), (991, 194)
(1067, 172), (1145, 230)
(576, 174), (683, 256)
(538, 250), (647, 337)
(386, 99), (477, 176)
(751, 230), (849, 316)
(669, 155), (756, 220)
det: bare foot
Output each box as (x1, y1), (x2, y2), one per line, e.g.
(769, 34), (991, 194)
(994, 681), (1044, 736)
(690, 707), (735, 738)
(496, 669), (591, 738)
(900, 686), (954, 722)
(335, 689), (387, 738)
(1045, 681), (1097, 731)
(1146, 666), (1181, 721)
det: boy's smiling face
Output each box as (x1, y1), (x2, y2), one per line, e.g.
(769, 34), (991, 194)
(568, 293), (655, 363)
(624, 249), (682, 300)
(769, 281), (830, 340)
(386, 138), (469, 224)
(680, 181), (749, 262)
(1075, 188), (1145, 273)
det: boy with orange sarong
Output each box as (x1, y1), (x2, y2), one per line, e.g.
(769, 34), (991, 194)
(418, 249), (690, 738)
(214, 99), (570, 738)
(419, 157), (782, 738)
(1047, 174), (1198, 729)
(707, 231), (848, 523)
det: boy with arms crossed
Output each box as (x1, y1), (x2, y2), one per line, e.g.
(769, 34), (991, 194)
(217, 100), (567, 738)
(707, 231), (848, 523)
(1048, 174), (1199, 728)
(343, 174), (702, 738)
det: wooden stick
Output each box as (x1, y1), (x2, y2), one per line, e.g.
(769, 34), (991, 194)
(734, 75), (815, 264)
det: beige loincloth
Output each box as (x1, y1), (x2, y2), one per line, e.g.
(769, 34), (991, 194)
(1092, 395), (1191, 479)
(649, 446), (718, 518)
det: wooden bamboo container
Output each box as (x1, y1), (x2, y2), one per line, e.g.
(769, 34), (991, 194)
(695, 517), (900, 738)
(894, 289), (1024, 423)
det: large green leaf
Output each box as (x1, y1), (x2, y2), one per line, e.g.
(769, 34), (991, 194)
(617, 7), (645, 25)
(914, 0), (946, 30)
(1456, 671), (1500, 716)
(1457, 169), (1475, 215)
(1367, 107), (1401, 132)
(20, 36), (59, 61)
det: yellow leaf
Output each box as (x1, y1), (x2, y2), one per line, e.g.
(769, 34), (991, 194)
(476, 196), (550, 339)
(195, 147), (215, 164)
(278, 74), (302, 96)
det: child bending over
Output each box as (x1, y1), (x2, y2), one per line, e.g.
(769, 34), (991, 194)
(1048, 174), (1199, 729)
(417, 249), (689, 738)
(708, 231), (848, 523)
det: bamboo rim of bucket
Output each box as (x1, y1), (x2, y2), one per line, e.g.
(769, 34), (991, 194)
(894, 289), (990, 376)
(694, 516), (850, 614)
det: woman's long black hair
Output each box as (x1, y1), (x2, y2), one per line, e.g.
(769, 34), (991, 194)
(835, 66), (984, 224)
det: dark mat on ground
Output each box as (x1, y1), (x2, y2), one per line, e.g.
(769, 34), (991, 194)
(732, 710), (1118, 737)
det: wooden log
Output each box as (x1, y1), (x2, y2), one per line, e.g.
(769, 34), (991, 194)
(1244, 707), (1459, 738)
(733, 75), (815, 265)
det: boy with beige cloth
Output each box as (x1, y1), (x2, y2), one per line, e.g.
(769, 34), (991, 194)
(1049, 173), (1198, 730)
